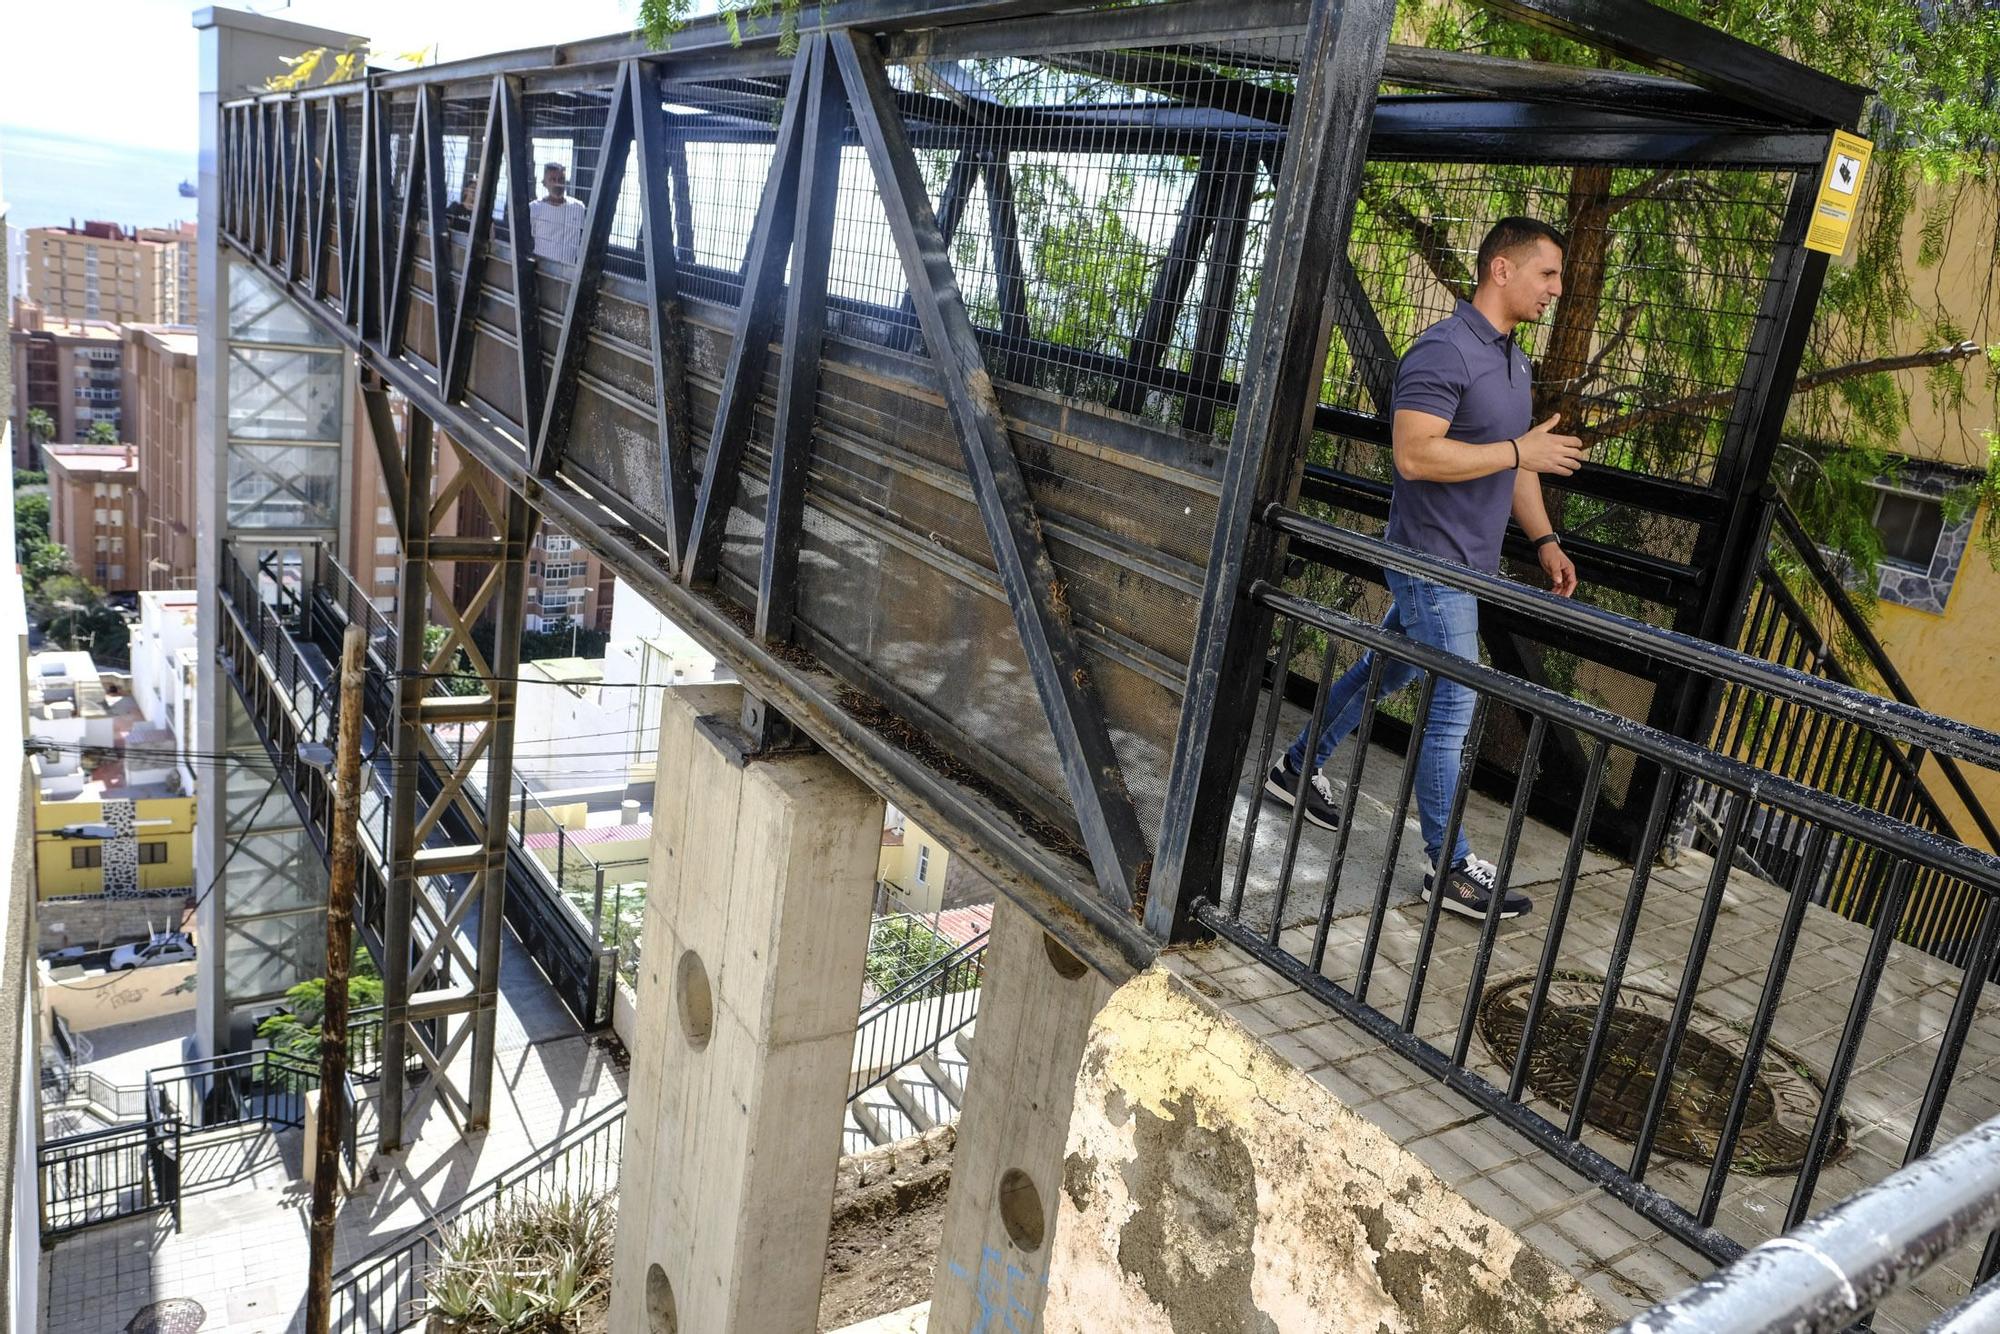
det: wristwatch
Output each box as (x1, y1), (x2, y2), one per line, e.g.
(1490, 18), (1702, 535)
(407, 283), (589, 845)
(1531, 533), (1562, 550)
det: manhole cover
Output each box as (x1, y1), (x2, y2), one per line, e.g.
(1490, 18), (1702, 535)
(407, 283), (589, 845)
(126, 1298), (205, 1334)
(1478, 972), (1843, 1175)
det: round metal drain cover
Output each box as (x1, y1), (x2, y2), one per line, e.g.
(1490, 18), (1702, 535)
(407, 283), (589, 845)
(1478, 971), (1842, 1175)
(126, 1298), (206, 1334)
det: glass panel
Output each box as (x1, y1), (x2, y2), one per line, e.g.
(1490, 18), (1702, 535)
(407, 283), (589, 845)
(227, 346), (343, 441)
(227, 444), (340, 529)
(223, 908), (326, 998)
(227, 262), (338, 346)
(1876, 491), (1945, 569)
(223, 828), (324, 916)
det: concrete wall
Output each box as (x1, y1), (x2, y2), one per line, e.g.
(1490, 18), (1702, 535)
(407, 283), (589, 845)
(44, 961), (197, 1035)
(1045, 970), (1610, 1334)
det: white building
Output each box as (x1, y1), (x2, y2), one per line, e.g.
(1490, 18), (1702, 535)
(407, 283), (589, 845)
(127, 589), (200, 794)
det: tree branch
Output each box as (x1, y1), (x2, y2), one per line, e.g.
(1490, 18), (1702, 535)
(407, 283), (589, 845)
(1581, 340), (1985, 445)
(1361, 182), (1473, 301)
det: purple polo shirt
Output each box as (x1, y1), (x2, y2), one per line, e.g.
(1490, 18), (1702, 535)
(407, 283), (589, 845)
(1385, 300), (1533, 572)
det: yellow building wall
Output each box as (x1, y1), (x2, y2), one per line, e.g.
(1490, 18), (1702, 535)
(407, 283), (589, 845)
(876, 819), (950, 914)
(33, 795), (197, 899)
(1873, 497), (2000, 850)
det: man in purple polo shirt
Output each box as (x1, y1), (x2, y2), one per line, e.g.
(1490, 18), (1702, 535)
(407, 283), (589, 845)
(1265, 217), (1586, 922)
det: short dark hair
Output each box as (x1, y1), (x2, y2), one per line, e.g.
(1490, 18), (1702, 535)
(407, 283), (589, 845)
(541, 162), (567, 178)
(1476, 217), (1566, 281)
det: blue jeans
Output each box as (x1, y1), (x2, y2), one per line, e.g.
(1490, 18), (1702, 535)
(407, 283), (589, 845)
(1282, 569), (1477, 867)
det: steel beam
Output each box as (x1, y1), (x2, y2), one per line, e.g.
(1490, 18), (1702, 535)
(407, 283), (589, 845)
(757, 39), (844, 644)
(496, 78), (549, 450)
(1148, 0), (1396, 941)
(630, 59), (699, 566)
(683, 44), (813, 585)
(533, 65), (639, 479)
(834, 27), (1150, 912)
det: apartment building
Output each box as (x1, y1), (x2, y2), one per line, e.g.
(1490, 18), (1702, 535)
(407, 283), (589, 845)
(123, 325), (199, 589)
(137, 223), (199, 324)
(25, 222), (175, 325)
(42, 444), (141, 593)
(9, 301), (122, 467)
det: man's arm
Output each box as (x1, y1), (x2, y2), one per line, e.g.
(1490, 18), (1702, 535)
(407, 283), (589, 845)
(1393, 410), (1589, 483)
(1512, 468), (1578, 597)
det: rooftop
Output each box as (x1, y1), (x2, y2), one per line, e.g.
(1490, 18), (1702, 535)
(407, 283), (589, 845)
(124, 324), (198, 356)
(43, 445), (137, 475)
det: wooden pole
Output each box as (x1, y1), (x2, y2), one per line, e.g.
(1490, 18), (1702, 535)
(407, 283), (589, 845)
(307, 625), (367, 1334)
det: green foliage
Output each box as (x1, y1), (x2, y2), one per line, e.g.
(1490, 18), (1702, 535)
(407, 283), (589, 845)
(14, 469), (46, 488)
(84, 420), (120, 445)
(254, 951), (385, 1068)
(424, 1189), (615, 1331)
(15, 493), (49, 549)
(422, 623), (487, 696)
(864, 917), (978, 997)
(1946, 429), (2000, 571)
(32, 572), (130, 665)
(24, 409), (54, 446)
(638, 0), (801, 54)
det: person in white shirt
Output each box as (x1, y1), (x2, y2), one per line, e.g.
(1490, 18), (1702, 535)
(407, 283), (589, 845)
(528, 162), (587, 272)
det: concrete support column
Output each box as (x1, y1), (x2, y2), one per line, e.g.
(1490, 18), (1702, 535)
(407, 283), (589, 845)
(930, 898), (1114, 1332)
(610, 683), (883, 1333)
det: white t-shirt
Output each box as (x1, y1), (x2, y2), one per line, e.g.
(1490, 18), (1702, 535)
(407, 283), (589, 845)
(528, 196), (586, 270)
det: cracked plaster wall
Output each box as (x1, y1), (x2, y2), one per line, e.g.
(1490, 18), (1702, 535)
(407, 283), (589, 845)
(1045, 969), (1610, 1334)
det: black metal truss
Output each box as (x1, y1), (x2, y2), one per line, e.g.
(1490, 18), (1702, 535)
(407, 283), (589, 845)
(216, 0), (1867, 971)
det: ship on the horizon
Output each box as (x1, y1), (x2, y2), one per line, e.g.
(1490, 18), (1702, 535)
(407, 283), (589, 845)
(177, 179), (197, 198)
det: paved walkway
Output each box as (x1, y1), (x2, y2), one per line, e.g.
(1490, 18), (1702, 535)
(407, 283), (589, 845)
(42, 915), (628, 1334)
(1174, 731), (2000, 1331)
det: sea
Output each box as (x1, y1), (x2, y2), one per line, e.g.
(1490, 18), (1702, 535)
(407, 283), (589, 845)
(1, 127), (200, 233)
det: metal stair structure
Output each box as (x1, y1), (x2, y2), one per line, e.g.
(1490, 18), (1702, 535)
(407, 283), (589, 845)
(844, 1027), (975, 1154)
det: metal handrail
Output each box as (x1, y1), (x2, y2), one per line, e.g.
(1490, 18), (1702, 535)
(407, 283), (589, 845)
(850, 931), (987, 1104)
(1615, 1112), (2000, 1333)
(326, 1099), (627, 1331)
(1265, 505), (2000, 774)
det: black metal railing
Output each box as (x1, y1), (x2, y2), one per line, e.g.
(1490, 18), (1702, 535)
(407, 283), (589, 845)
(862, 912), (966, 1003)
(325, 1100), (625, 1332)
(849, 931), (987, 1104)
(38, 1116), (181, 1240)
(1200, 508), (2000, 1295)
(1692, 500), (2000, 971)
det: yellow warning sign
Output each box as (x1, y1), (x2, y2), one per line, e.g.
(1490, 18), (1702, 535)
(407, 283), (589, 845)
(1806, 130), (1873, 256)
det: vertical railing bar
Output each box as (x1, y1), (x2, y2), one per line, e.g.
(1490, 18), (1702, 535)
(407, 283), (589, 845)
(1355, 673), (1436, 1005)
(1399, 695), (1489, 1034)
(1266, 640), (1341, 947)
(1308, 654), (1386, 973)
(1628, 792), (1745, 1182)
(1226, 616), (1297, 920)
(1697, 824), (1832, 1225)
(1567, 774), (1678, 1142)
(1785, 857), (1921, 1229)
(1508, 735), (1610, 1100)
(1903, 895), (2000, 1166)
(1451, 715), (1547, 1067)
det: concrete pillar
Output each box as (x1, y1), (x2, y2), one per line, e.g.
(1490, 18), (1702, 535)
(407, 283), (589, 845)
(610, 683), (883, 1333)
(929, 899), (1114, 1333)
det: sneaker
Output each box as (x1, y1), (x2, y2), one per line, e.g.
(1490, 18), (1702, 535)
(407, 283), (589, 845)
(1264, 762), (1341, 831)
(1423, 855), (1533, 921)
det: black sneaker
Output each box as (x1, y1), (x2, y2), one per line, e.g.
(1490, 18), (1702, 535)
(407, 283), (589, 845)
(1264, 762), (1341, 831)
(1423, 855), (1533, 921)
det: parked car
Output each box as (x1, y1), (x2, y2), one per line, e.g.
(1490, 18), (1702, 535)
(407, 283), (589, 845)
(40, 946), (87, 965)
(108, 933), (197, 971)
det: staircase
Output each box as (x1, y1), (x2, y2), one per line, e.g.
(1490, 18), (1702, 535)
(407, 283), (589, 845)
(843, 926), (988, 1153)
(844, 1026), (975, 1153)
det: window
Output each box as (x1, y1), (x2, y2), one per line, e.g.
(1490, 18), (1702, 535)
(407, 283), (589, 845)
(374, 535), (398, 555)
(1873, 489), (1946, 570)
(70, 845), (102, 869)
(916, 845), (931, 884)
(138, 842), (169, 864)
(374, 565), (397, 587)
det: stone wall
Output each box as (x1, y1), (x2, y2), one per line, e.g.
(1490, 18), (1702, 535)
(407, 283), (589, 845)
(1046, 969), (1611, 1334)
(36, 890), (191, 954)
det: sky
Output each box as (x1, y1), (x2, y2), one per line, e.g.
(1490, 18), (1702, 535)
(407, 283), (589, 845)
(0, 0), (659, 156)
